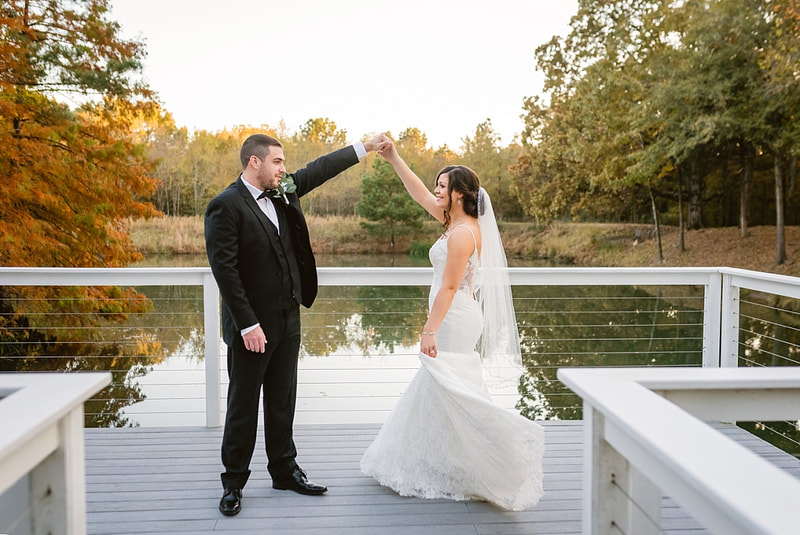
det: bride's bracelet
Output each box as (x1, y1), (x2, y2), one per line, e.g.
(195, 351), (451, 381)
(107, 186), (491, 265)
(422, 331), (436, 336)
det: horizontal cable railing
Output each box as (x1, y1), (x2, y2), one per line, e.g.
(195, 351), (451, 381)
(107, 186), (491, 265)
(1, 267), (799, 440)
(717, 268), (800, 458)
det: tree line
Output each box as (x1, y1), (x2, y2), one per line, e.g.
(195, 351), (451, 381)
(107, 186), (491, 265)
(136, 0), (800, 265)
(133, 108), (525, 222)
(2, 1), (798, 271)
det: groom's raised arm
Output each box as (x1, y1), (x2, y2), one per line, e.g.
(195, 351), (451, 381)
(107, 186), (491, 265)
(292, 133), (389, 196)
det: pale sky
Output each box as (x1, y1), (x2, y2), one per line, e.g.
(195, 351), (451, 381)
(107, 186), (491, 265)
(110, 0), (577, 151)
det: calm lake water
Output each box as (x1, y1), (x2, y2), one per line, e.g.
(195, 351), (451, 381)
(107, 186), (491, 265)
(132, 252), (545, 268)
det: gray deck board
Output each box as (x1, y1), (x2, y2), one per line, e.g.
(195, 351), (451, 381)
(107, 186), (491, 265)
(83, 421), (799, 535)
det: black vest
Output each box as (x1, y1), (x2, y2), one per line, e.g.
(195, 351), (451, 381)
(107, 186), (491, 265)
(272, 199), (303, 308)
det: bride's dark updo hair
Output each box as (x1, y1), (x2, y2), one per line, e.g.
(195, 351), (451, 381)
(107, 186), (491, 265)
(437, 165), (481, 228)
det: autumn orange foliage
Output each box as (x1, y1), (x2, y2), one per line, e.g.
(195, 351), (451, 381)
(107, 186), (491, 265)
(1, 2), (166, 410)
(1, 0), (160, 268)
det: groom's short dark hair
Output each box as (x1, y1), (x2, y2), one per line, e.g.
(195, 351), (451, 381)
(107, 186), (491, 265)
(240, 134), (283, 170)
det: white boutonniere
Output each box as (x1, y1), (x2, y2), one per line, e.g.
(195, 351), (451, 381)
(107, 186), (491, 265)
(272, 174), (297, 204)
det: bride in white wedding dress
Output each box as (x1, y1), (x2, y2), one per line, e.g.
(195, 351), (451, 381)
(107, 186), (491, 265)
(360, 140), (545, 511)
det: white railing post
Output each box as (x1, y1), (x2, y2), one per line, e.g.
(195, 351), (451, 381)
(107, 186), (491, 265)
(702, 271), (722, 367)
(203, 271), (222, 428)
(585, 404), (627, 535)
(0, 373), (110, 535)
(29, 405), (87, 535)
(630, 466), (661, 534)
(583, 404), (598, 535)
(584, 403), (661, 535)
(720, 273), (741, 368)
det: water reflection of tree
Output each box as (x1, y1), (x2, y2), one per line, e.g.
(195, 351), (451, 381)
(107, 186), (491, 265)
(739, 292), (800, 368)
(515, 285), (705, 420)
(301, 286), (428, 357)
(0, 284), (203, 427)
(132, 285), (205, 363)
(356, 285), (428, 353)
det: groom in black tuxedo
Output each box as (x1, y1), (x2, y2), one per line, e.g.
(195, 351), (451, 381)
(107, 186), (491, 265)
(205, 132), (386, 516)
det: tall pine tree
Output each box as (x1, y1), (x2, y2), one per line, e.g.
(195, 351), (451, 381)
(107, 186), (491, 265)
(356, 157), (424, 250)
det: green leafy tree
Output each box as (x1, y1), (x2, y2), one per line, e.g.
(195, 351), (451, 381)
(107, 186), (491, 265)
(515, 0), (799, 265)
(628, 0), (799, 262)
(300, 117), (348, 147)
(356, 157), (424, 250)
(461, 119), (524, 220)
(396, 127), (439, 182)
(757, 1), (800, 264)
(182, 130), (240, 215)
(515, 0), (664, 227)
(129, 104), (190, 215)
(290, 117), (360, 216)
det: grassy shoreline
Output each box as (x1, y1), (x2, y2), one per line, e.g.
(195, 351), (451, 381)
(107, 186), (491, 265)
(127, 215), (800, 277)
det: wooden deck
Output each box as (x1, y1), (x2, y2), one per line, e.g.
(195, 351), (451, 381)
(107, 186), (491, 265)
(84, 421), (800, 535)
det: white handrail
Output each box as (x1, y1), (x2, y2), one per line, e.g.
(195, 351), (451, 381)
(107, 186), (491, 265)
(0, 372), (111, 535)
(558, 367), (800, 535)
(722, 267), (800, 300)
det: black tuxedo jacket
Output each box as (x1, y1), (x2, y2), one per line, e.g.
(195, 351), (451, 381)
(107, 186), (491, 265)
(205, 146), (359, 350)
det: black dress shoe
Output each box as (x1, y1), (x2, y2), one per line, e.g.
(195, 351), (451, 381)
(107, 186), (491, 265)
(272, 468), (327, 495)
(219, 488), (242, 516)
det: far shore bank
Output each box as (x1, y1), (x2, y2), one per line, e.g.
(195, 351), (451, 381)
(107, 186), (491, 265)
(127, 216), (800, 277)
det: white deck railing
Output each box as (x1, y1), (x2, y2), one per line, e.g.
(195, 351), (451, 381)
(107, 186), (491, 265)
(558, 366), (800, 535)
(1, 266), (799, 427)
(719, 267), (800, 367)
(0, 372), (110, 535)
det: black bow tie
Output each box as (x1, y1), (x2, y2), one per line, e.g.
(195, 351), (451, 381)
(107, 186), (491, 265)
(257, 189), (279, 200)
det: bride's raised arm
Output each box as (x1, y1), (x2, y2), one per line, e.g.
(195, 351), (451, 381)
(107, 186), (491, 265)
(377, 139), (443, 224)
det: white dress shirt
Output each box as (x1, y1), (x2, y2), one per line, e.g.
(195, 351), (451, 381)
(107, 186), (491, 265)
(242, 179), (280, 233)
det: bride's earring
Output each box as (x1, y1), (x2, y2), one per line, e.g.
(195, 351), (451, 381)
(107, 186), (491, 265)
(457, 198), (462, 205)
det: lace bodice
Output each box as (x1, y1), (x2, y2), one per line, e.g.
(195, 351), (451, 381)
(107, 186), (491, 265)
(429, 225), (479, 299)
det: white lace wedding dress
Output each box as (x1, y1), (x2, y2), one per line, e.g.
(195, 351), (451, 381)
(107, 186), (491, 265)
(360, 229), (545, 511)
